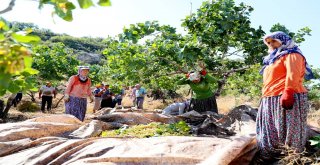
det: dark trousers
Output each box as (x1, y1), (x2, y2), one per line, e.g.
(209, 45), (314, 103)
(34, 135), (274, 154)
(12, 93), (23, 107)
(136, 97), (144, 109)
(41, 96), (53, 112)
(101, 98), (115, 108)
(117, 99), (122, 105)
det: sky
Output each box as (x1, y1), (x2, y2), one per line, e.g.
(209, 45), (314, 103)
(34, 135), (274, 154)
(1, 0), (319, 67)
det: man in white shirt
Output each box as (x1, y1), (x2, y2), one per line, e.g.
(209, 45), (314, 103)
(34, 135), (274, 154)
(162, 100), (190, 116)
(39, 82), (56, 113)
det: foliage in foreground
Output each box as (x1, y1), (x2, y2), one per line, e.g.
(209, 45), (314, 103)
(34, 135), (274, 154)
(0, 20), (39, 95)
(101, 121), (191, 138)
(17, 101), (40, 112)
(309, 135), (320, 149)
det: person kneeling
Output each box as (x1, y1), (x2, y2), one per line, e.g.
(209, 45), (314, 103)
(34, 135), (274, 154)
(162, 99), (190, 116)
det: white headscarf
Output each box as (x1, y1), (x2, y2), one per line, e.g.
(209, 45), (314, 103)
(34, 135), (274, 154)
(78, 66), (90, 81)
(188, 72), (200, 81)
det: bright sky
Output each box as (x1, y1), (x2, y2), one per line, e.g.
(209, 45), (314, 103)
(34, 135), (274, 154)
(1, 0), (319, 67)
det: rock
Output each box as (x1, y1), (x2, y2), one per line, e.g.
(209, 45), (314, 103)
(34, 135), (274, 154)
(77, 52), (104, 65)
(69, 120), (123, 138)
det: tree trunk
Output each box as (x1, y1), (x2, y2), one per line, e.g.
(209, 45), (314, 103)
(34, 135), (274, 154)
(0, 94), (16, 119)
(27, 91), (36, 102)
(0, 99), (4, 117)
(53, 95), (65, 109)
(214, 66), (250, 97)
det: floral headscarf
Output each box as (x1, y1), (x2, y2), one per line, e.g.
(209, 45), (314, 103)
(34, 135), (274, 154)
(260, 31), (314, 80)
(188, 72), (200, 81)
(78, 66), (90, 81)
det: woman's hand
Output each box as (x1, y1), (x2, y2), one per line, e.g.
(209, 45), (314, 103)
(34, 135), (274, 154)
(200, 69), (207, 76)
(198, 61), (206, 69)
(89, 95), (94, 103)
(186, 73), (190, 78)
(64, 95), (70, 102)
(280, 88), (295, 110)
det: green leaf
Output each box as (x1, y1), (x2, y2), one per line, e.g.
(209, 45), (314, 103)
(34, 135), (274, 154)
(101, 131), (107, 137)
(0, 89), (6, 96)
(12, 33), (41, 43)
(98, 0), (111, 6)
(63, 11), (73, 21)
(8, 82), (19, 93)
(66, 2), (76, 10)
(25, 28), (33, 34)
(29, 87), (39, 92)
(0, 34), (5, 41)
(23, 68), (39, 75)
(309, 140), (320, 146)
(77, 0), (94, 9)
(0, 21), (9, 31)
(0, 74), (11, 88)
(24, 56), (33, 68)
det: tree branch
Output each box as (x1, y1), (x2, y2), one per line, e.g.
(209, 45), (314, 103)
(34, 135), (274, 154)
(214, 66), (250, 96)
(53, 95), (64, 108)
(224, 50), (243, 57)
(26, 91), (36, 102)
(0, 94), (16, 119)
(0, 0), (16, 15)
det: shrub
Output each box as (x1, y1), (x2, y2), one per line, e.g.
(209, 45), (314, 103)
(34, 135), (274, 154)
(17, 101), (40, 112)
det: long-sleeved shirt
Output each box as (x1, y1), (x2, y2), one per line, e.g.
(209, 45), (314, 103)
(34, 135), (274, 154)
(177, 74), (217, 99)
(162, 101), (190, 115)
(262, 53), (307, 97)
(135, 87), (146, 98)
(65, 75), (92, 98)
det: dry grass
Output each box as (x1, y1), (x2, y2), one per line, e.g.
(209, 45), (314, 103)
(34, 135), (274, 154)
(278, 145), (320, 165)
(121, 96), (171, 110)
(6, 93), (261, 116)
(308, 109), (320, 128)
(216, 95), (260, 114)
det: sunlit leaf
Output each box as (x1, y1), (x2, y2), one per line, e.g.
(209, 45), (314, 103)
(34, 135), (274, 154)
(24, 56), (33, 68)
(309, 140), (320, 146)
(77, 0), (94, 9)
(0, 34), (5, 41)
(0, 21), (9, 31)
(12, 33), (41, 43)
(23, 68), (39, 75)
(98, 0), (111, 6)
